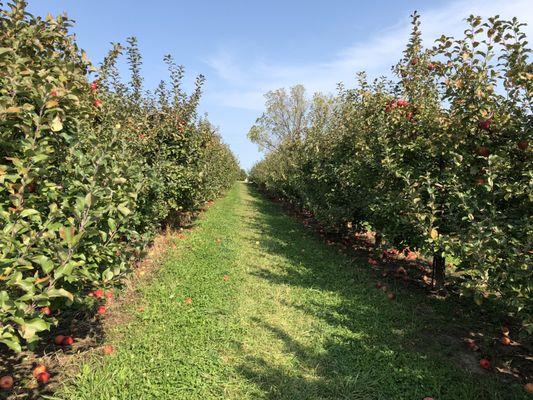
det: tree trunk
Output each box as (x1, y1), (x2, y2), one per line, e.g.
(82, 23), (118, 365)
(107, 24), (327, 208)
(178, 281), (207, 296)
(432, 250), (446, 288)
(374, 232), (382, 249)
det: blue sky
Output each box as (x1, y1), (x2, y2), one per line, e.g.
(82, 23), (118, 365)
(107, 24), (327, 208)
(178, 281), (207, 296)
(28, 0), (532, 170)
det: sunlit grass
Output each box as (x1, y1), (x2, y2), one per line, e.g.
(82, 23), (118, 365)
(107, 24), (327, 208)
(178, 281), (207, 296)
(57, 183), (526, 400)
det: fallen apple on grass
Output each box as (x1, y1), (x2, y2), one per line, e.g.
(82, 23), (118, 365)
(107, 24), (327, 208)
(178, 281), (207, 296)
(479, 358), (491, 370)
(103, 345), (115, 355)
(32, 365), (47, 379)
(54, 335), (65, 345)
(36, 371), (50, 384)
(62, 336), (74, 346)
(0, 375), (13, 390)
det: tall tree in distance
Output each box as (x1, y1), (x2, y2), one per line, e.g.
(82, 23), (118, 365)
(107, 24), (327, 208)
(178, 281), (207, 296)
(248, 85), (332, 152)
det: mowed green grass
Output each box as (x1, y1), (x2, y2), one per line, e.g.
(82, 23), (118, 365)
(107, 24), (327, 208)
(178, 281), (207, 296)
(56, 183), (526, 400)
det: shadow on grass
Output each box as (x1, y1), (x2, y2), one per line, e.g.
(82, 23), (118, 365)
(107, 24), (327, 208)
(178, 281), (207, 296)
(233, 184), (527, 400)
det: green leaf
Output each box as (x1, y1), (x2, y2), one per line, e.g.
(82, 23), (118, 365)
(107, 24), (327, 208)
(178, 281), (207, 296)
(117, 204), (131, 216)
(47, 288), (74, 301)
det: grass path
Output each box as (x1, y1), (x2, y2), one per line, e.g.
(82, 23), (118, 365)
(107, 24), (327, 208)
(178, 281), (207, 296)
(58, 183), (525, 400)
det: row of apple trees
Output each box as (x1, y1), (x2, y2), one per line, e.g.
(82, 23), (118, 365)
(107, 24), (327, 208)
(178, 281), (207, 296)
(0, 0), (240, 351)
(249, 13), (531, 329)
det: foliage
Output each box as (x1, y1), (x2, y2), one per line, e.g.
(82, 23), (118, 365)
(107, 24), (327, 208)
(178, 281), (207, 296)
(0, 0), (240, 351)
(250, 13), (532, 329)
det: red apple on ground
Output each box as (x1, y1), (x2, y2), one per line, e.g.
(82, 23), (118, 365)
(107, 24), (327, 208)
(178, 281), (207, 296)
(36, 372), (50, 384)
(501, 336), (511, 346)
(97, 305), (106, 315)
(184, 297), (193, 305)
(54, 335), (65, 345)
(479, 358), (491, 369)
(223, 274), (230, 281)
(62, 336), (74, 346)
(32, 365), (47, 379)
(103, 345), (115, 355)
(0, 375), (14, 390)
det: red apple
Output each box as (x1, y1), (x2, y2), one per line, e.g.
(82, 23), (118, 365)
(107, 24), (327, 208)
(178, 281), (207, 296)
(94, 99), (103, 108)
(387, 292), (396, 300)
(184, 297), (193, 305)
(478, 119), (491, 131)
(518, 140), (528, 151)
(103, 345), (115, 355)
(32, 365), (47, 379)
(501, 336), (511, 346)
(524, 383), (533, 393)
(96, 305), (106, 315)
(40, 306), (51, 316)
(0, 375), (14, 390)
(223, 274), (230, 281)
(93, 289), (104, 298)
(54, 335), (65, 345)
(62, 336), (74, 346)
(476, 146), (490, 157)
(475, 177), (487, 186)
(411, 58), (418, 65)
(396, 98), (409, 107)
(479, 358), (491, 369)
(90, 81), (98, 92)
(427, 63), (435, 71)
(36, 372), (50, 384)
(105, 292), (113, 300)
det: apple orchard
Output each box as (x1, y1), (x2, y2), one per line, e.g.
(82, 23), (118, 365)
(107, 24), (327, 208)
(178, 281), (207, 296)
(250, 13), (532, 331)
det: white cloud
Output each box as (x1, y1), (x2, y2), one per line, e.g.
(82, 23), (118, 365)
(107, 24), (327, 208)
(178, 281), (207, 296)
(205, 0), (532, 111)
